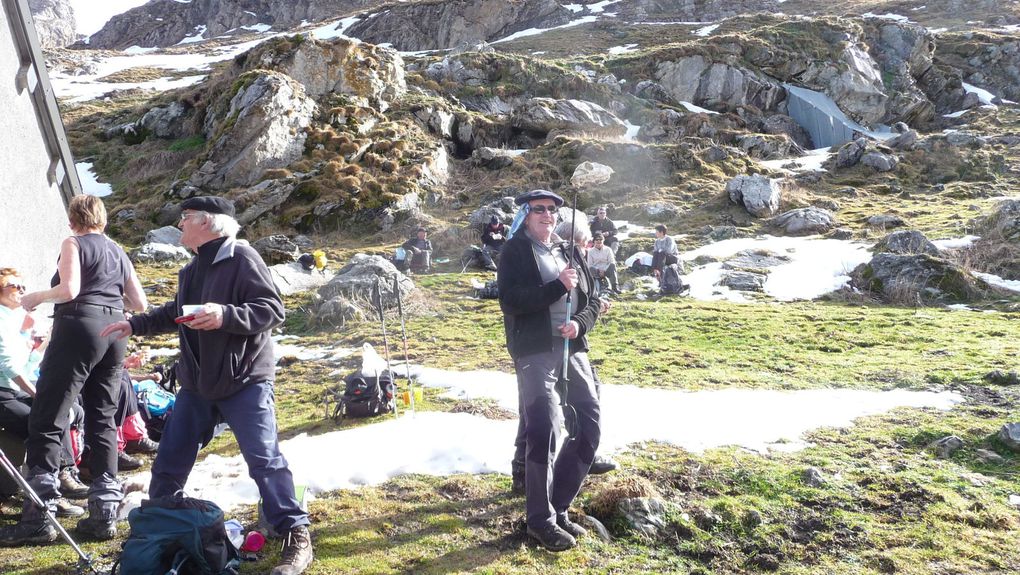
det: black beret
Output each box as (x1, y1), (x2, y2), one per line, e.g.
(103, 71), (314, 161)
(514, 189), (564, 206)
(180, 196), (235, 218)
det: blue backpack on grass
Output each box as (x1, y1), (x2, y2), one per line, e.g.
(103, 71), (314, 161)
(114, 493), (240, 575)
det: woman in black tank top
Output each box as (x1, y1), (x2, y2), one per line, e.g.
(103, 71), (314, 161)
(2, 196), (148, 545)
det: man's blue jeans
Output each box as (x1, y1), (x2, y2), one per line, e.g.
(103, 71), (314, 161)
(149, 382), (308, 533)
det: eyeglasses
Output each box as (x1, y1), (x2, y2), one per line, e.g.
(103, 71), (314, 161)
(179, 212), (200, 223)
(529, 205), (559, 214)
(3, 283), (25, 292)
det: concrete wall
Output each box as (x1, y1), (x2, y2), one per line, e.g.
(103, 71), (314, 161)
(1, 0), (75, 292)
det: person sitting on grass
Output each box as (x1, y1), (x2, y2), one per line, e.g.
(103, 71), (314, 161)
(586, 232), (620, 295)
(401, 227), (433, 274)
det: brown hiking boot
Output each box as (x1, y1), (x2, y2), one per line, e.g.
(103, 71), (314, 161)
(55, 498), (85, 518)
(271, 525), (313, 575)
(76, 501), (117, 541)
(58, 467), (89, 499)
(0, 501), (57, 546)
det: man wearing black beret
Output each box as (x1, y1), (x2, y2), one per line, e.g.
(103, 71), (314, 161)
(102, 197), (313, 574)
(498, 189), (602, 551)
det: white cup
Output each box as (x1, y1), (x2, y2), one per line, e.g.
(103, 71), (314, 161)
(181, 305), (204, 316)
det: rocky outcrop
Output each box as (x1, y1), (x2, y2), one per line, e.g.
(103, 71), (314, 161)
(469, 197), (516, 227)
(874, 230), (939, 256)
(316, 254), (415, 310)
(769, 207), (837, 236)
(654, 55), (786, 113)
(344, 0), (571, 52)
(270, 262), (330, 296)
(735, 134), (804, 160)
(935, 30), (1020, 104)
(613, 0), (780, 22)
(511, 98), (627, 138)
(191, 71), (316, 190)
(726, 174), (782, 218)
(973, 199), (1020, 241)
(833, 139), (898, 172)
(28, 0), (76, 48)
(81, 0), (378, 49)
(851, 253), (990, 304)
(130, 243), (192, 264)
(252, 235), (300, 265)
(235, 179), (297, 227)
(243, 37), (405, 111)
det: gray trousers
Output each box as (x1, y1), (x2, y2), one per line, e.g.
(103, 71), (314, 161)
(514, 348), (600, 530)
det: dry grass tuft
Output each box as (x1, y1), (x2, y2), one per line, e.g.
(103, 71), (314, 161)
(586, 473), (662, 518)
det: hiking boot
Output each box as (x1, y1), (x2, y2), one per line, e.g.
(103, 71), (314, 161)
(0, 501), (57, 546)
(526, 523), (576, 552)
(76, 501), (117, 540)
(511, 459), (525, 495)
(589, 455), (618, 475)
(58, 467), (89, 499)
(556, 512), (587, 539)
(124, 436), (159, 455)
(55, 498), (85, 518)
(117, 451), (143, 471)
(271, 525), (313, 575)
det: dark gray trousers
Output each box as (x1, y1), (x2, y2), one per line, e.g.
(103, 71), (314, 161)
(514, 348), (600, 530)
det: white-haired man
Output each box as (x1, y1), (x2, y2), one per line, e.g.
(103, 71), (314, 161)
(102, 196), (312, 574)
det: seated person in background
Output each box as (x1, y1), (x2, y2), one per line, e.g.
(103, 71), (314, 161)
(401, 227), (433, 273)
(586, 233), (620, 294)
(0, 269), (88, 512)
(589, 206), (619, 253)
(481, 216), (507, 257)
(651, 224), (679, 277)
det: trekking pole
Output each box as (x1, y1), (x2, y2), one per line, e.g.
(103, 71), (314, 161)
(0, 448), (106, 575)
(559, 190), (579, 441)
(375, 276), (397, 418)
(393, 274), (416, 415)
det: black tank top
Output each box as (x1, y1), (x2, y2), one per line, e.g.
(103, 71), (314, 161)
(51, 233), (131, 309)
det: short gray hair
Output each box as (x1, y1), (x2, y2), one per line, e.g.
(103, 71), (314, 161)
(555, 217), (591, 245)
(196, 211), (241, 238)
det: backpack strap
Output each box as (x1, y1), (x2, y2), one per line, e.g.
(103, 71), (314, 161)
(167, 549), (190, 575)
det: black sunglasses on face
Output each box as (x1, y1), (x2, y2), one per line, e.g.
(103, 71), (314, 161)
(530, 205), (558, 214)
(4, 284), (25, 292)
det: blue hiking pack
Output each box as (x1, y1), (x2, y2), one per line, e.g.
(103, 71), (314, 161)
(114, 493), (240, 575)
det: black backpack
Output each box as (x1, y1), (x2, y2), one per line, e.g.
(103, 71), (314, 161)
(660, 263), (687, 295)
(332, 370), (395, 422)
(475, 280), (499, 299)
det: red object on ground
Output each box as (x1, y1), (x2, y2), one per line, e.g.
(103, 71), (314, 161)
(240, 531), (265, 552)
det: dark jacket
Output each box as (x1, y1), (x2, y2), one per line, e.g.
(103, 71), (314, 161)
(402, 238), (432, 254)
(128, 238), (284, 401)
(498, 232), (600, 359)
(482, 224), (507, 250)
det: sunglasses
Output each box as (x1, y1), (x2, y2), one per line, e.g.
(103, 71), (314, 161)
(529, 205), (559, 214)
(3, 283), (25, 292)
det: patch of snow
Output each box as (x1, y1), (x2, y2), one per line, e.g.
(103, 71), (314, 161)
(759, 147), (833, 173)
(177, 25), (208, 45)
(493, 15), (598, 44)
(912, 5), (926, 9)
(928, 27), (948, 34)
(932, 235), (979, 250)
(562, 3), (584, 12)
(694, 24), (720, 36)
(862, 12), (911, 23)
(623, 120), (640, 141)
(123, 46), (158, 55)
(150, 367), (962, 513)
(974, 272), (1020, 293)
(680, 101), (719, 115)
(531, 51), (547, 55)
(943, 109), (971, 118)
(68, 0), (150, 36)
(309, 16), (362, 41)
(608, 43), (639, 55)
(962, 82), (999, 107)
(613, 220), (653, 242)
(271, 335), (356, 363)
(587, 0), (622, 13)
(76, 163), (112, 197)
(143, 347), (179, 359)
(240, 23), (272, 33)
(681, 236), (874, 302)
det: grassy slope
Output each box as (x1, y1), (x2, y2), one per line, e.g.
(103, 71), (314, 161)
(3, 268), (1018, 575)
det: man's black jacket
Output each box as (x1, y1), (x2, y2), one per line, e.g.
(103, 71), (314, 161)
(497, 232), (600, 360)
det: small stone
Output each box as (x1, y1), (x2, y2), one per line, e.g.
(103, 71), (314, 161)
(974, 448), (1004, 464)
(930, 435), (964, 459)
(579, 515), (612, 542)
(802, 467), (826, 487)
(742, 509), (763, 529)
(997, 423), (1020, 452)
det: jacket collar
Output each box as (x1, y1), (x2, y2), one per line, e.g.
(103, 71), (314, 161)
(213, 236), (238, 264)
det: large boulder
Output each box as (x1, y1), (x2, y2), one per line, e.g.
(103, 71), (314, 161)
(511, 98), (627, 138)
(655, 56), (786, 112)
(472, 147), (516, 170)
(246, 37), (405, 111)
(144, 226), (183, 246)
(974, 199), (1020, 241)
(28, 0), (76, 49)
(469, 197), (517, 227)
(130, 243), (191, 264)
(138, 102), (188, 140)
(999, 423), (1020, 453)
(252, 235), (300, 265)
(851, 253), (990, 303)
(726, 175), (783, 218)
(768, 207), (837, 236)
(317, 254), (415, 309)
(191, 71), (316, 190)
(269, 262), (331, 296)
(874, 230), (939, 256)
(736, 134), (804, 160)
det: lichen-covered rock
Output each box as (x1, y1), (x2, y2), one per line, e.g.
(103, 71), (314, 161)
(131, 242), (192, 264)
(269, 262), (330, 296)
(235, 179), (296, 227)
(252, 235), (300, 265)
(469, 197), (517, 227)
(191, 71), (315, 190)
(860, 150), (898, 172)
(246, 37), (405, 111)
(973, 199), (1020, 241)
(735, 133), (804, 160)
(617, 497), (674, 538)
(719, 271), (766, 292)
(317, 254), (415, 309)
(511, 98), (627, 137)
(472, 147), (516, 170)
(874, 230), (939, 256)
(726, 175), (783, 218)
(851, 253), (990, 303)
(768, 207), (837, 235)
(28, 0), (77, 49)
(144, 226), (183, 247)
